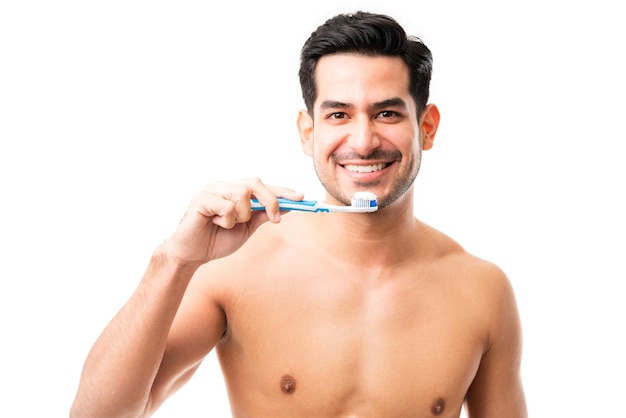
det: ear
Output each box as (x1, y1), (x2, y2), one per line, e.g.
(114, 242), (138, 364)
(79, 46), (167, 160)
(297, 109), (314, 156)
(420, 104), (440, 151)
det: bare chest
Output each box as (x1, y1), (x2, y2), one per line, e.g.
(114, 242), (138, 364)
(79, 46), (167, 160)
(216, 267), (485, 417)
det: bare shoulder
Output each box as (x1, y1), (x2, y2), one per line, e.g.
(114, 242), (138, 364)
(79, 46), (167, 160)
(189, 214), (300, 298)
(420, 221), (520, 339)
(421, 222), (527, 415)
(423, 224), (529, 416)
(422, 221), (513, 289)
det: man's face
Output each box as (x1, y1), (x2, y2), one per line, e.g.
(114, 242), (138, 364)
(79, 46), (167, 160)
(299, 53), (429, 209)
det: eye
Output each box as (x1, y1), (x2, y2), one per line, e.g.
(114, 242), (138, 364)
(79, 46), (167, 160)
(327, 112), (348, 120)
(378, 110), (399, 118)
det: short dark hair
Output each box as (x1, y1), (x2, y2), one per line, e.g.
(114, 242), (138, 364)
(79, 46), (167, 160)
(299, 11), (433, 116)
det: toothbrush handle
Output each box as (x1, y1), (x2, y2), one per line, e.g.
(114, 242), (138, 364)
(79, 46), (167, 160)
(251, 198), (327, 212)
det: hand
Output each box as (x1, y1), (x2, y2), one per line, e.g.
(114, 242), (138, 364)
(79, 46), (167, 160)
(165, 178), (303, 265)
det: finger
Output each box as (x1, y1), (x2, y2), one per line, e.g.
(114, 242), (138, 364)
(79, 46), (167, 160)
(208, 199), (271, 234)
(228, 195), (255, 225)
(250, 192), (281, 222)
(233, 178), (280, 222)
(268, 186), (305, 202)
(192, 194), (240, 229)
(249, 182), (305, 222)
(215, 182), (258, 224)
(213, 178), (305, 224)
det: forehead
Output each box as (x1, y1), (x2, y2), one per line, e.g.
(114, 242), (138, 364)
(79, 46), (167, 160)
(314, 53), (412, 107)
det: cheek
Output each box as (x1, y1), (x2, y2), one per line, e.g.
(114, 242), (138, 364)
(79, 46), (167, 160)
(380, 123), (418, 148)
(316, 141), (334, 160)
(311, 131), (340, 161)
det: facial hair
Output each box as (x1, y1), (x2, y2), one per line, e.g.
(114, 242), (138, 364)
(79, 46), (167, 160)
(312, 148), (422, 210)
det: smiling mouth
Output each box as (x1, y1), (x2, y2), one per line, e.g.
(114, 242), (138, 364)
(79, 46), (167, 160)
(342, 163), (389, 173)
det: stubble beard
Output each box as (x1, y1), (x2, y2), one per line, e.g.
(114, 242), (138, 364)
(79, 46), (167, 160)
(312, 151), (422, 210)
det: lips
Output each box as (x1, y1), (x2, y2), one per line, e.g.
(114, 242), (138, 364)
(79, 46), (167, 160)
(343, 163), (389, 173)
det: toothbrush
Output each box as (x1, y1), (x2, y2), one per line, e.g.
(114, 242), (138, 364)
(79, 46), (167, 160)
(251, 192), (378, 213)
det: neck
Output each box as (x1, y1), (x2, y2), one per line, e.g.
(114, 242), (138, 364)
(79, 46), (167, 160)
(315, 191), (421, 268)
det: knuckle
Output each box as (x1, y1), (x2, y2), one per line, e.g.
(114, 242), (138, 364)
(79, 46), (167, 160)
(246, 177), (265, 189)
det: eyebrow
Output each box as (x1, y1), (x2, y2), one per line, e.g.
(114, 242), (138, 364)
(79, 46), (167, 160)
(319, 100), (352, 110)
(371, 97), (407, 110)
(319, 97), (408, 111)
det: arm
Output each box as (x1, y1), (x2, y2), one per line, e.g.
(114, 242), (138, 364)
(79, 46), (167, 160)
(465, 268), (528, 418)
(70, 179), (303, 418)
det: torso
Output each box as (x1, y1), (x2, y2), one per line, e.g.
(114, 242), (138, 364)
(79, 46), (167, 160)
(201, 213), (497, 417)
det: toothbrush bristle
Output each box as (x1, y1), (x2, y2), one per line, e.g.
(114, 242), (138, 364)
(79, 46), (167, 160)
(351, 192), (378, 209)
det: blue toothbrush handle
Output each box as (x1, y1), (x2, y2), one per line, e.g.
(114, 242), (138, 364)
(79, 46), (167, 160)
(250, 198), (329, 212)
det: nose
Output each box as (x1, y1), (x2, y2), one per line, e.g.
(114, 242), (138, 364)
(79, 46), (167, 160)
(346, 117), (381, 156)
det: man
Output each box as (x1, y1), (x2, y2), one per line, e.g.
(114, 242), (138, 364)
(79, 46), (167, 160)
(71, 11), (527, 418)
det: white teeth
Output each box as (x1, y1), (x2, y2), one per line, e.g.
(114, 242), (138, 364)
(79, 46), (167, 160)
(344, 163), (387, 173)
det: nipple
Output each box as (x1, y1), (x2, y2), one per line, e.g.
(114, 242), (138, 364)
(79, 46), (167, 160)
(280, 375), (297, 394)
(431, 398), (446, 415)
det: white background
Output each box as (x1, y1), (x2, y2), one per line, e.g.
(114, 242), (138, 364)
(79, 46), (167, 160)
(1, 0), (624, 416)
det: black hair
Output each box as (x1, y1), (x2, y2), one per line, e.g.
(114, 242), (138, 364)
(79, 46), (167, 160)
(299, 11), (433, 116)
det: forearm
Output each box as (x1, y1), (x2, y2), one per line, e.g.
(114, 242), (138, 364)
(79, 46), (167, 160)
(71, 243), (201, 418)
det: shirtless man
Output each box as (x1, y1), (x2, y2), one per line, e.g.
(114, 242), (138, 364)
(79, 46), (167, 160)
(71, 11), (527, 418)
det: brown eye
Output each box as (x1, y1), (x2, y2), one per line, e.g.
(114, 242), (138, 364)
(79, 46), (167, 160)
(329, 112), (347, 119)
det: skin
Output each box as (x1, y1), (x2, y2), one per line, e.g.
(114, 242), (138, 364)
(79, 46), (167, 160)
(71, 54), (527, 418)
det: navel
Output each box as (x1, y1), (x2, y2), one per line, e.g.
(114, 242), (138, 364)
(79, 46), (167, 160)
(280, 374), (297, 394)
(431, 398), (446, 415)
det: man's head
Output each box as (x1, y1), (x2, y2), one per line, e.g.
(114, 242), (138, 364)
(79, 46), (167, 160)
(299, 11), (433, 118)
(297, 11), (439, 210)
